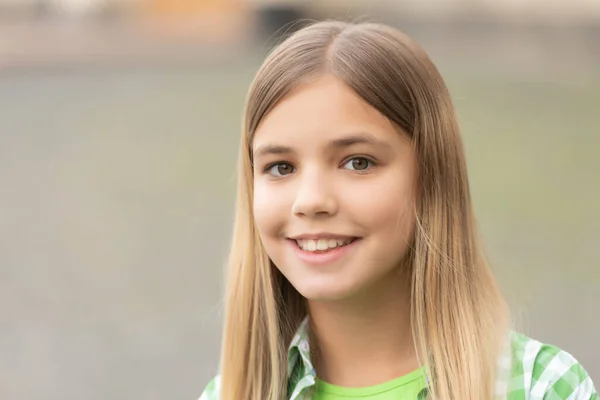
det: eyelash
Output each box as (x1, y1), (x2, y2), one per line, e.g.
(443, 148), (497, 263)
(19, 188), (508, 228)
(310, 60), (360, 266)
(262, 156), (377, 177)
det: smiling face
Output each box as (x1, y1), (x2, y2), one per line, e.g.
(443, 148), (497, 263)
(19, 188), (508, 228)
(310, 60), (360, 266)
(252, 75), (418, 301)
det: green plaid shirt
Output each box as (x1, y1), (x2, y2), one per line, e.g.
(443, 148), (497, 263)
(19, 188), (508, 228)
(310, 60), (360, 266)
(200, 318), (597, 399)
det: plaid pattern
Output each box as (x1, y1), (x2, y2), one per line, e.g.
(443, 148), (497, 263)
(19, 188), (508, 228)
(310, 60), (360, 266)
(199, 318), (597, 400)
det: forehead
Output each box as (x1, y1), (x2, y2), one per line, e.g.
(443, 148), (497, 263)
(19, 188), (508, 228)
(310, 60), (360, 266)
(252, 75), (401, 149)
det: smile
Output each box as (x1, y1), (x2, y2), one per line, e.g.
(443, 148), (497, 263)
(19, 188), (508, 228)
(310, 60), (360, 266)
(295, 238), (356, 252)
(287, 237), (361, 266)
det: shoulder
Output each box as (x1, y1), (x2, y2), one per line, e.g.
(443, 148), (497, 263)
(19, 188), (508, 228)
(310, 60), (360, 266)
(198, 375), (221, 400)
(504, 331), (597, 399)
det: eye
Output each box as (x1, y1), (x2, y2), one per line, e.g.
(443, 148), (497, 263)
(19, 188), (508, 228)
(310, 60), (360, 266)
(266, 162), (295, 177)
(342, 157), (374, 171)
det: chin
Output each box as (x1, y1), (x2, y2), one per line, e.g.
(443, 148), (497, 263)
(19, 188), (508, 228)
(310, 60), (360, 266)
(293, 279), (358, 302)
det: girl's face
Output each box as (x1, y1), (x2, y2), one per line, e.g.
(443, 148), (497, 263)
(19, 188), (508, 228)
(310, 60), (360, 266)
(252, 75), (418, 301)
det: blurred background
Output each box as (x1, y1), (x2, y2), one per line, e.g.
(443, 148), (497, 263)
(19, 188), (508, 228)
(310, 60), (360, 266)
(0, 0), (599, 399)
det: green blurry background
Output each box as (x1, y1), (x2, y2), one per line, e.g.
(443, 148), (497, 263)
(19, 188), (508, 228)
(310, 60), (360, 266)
(1, 1), (599, 398)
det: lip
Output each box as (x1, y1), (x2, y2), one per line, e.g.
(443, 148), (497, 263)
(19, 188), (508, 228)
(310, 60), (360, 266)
(287, 233), (358, 240)
(287, 238), (361, 266)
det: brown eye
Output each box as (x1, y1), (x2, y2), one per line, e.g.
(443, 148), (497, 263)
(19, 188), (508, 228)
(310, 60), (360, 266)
(268, 163), (295, 177)
(344, 157), (372, 171)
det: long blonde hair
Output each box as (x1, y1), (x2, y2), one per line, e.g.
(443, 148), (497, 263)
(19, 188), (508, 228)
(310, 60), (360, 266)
(219, 20), (509, 400)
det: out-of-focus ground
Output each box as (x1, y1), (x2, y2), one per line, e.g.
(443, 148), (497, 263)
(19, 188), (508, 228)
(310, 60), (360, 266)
(1, 1), (599, 399)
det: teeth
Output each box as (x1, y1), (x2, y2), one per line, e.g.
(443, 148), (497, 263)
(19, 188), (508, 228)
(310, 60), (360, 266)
(296, 238), (353, 252)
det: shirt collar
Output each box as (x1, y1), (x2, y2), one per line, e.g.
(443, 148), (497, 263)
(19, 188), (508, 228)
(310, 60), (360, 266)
(286, 317), (430, 399)
(287, 317), (316, 399)
(287, 317), (315, 380)
(286, 317), (513, 399)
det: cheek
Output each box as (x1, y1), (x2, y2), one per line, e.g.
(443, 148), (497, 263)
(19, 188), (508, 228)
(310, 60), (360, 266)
(253, 183), (271, 235)
(253, 181), (288, 238)
(354, 176), (416, 238)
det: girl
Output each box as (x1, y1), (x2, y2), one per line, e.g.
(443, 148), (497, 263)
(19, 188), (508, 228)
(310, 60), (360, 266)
(200, 20), (597, 400)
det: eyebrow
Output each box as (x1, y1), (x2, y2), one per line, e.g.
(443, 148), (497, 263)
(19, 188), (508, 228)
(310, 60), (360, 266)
(329, 133), (392, 150)
(252, 132), (392, 159)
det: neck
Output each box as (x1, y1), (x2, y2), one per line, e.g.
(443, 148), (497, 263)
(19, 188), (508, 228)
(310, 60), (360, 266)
(307, 269), (418, 388)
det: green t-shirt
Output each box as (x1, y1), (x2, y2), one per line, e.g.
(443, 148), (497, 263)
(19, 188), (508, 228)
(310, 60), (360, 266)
(311, 367), (426, 400)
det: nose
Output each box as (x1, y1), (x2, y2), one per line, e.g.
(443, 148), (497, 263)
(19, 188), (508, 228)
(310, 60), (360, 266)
(291, 168), (338, 218)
